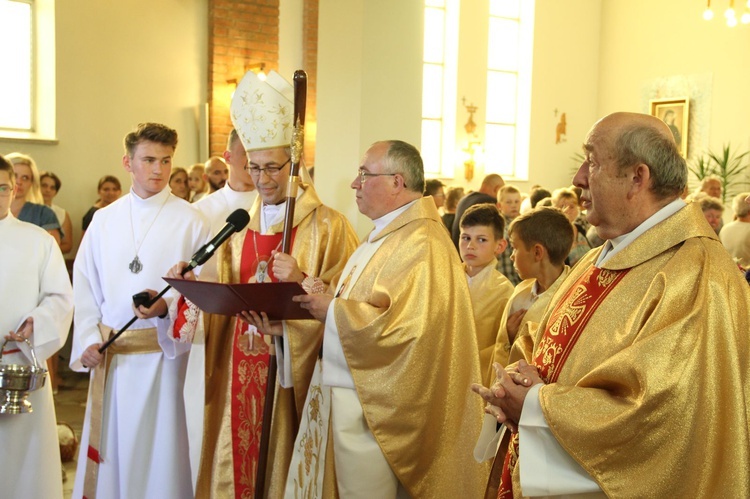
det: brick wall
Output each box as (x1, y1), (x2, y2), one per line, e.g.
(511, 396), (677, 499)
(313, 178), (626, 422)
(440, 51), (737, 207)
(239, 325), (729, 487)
(207, 0), (318, 166)
(208, 0), (280, 157)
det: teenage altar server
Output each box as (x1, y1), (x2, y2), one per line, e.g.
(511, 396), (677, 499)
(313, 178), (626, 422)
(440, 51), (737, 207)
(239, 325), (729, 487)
(70, 123), (209, 498)
(0, 155), (73, 499)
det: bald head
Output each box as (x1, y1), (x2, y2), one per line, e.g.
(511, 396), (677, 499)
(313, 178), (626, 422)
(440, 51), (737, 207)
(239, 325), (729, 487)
(591, 112), (687, 200)
(480, 174), (505, 196)
(204, 156), (229, 192)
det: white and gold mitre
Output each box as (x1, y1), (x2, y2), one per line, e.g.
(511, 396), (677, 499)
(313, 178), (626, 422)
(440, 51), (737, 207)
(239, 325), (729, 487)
(230, 70), (294, 152)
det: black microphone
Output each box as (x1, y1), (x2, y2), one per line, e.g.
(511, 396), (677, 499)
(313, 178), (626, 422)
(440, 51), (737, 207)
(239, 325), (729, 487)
(99, 208), (251, 354)
(185, 208), (251, 273)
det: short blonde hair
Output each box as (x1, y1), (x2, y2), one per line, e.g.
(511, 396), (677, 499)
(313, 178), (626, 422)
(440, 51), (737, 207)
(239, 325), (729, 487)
(497, 184), (521, 202)
(5, 152), (42, 203)
(551, 187), (578, 205)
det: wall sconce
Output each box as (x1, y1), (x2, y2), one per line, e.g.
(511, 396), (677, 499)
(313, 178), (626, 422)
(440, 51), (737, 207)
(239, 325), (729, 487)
(462, 97), (481, 182)
(227, 62), (267, 87)
(463, 140), (482, 182)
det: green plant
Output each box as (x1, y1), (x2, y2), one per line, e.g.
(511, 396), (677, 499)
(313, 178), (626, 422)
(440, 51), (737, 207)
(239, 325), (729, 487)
(687, 154), (713, 182)
(705, 144), (749, 205)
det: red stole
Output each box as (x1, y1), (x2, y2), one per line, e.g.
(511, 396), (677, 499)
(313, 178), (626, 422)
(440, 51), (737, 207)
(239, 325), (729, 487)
(230, 228), (296, 498)
(498, 265), (629, 498)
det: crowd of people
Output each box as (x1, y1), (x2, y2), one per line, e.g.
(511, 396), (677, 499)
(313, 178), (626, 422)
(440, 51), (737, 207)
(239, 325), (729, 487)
(2, 73), (749, 499)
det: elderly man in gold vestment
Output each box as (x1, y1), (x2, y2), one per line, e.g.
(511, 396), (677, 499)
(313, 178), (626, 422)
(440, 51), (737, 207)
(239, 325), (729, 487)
(292, 140), (486, 498)
(166, 70), (358, 498)
(474, 112), (750, 498)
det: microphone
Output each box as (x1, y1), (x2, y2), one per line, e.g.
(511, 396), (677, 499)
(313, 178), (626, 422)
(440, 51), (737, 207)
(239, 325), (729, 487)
(185, 208), (251, 273)
(99, 208), (250, 354)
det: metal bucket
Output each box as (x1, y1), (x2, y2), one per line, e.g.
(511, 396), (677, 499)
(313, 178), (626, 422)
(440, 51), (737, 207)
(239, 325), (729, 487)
(0, 338), (47, 414)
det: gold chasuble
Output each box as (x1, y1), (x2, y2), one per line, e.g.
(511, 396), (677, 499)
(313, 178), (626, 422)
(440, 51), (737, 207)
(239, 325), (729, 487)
(333, 198), (487, 497)
(500, 203), (750, 498)
(196, 184), (358, 499)
(467, 264), (514, 387)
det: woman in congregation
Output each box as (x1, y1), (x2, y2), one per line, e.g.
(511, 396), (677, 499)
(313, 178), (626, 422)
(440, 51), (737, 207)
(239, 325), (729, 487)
(82, 175), (122, 233)
(6, 153), (61, 244)
(188, 163), (208, 202)
(169, 166), (191, 201)
(40, 171), (74, 254)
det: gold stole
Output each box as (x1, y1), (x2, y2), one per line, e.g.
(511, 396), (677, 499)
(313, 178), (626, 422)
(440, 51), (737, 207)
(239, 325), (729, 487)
(82, 325), (160, 499)
(497, 266), (629, 498)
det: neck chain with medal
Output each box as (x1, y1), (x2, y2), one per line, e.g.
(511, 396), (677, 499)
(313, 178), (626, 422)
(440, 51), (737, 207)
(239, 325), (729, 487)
(128, 193), (169, 274)
(253, 232), (283, 283)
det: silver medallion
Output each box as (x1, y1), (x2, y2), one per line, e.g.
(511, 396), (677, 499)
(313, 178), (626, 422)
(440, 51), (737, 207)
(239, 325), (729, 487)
(129, 255), (143, 274)
(255, 260), (268, 283)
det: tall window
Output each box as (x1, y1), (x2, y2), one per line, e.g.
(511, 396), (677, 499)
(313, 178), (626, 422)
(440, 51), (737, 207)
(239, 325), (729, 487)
(0, 1), (33, 131)
(0, 0), (55, 140)
(484, 0), (534, 179)
(421, 0), (458, 178)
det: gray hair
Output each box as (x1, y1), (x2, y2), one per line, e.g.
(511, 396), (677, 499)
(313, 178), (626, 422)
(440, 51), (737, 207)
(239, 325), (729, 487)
(382, 140), (424, 193)
(613, 126), (687, 199)
(733, 193), (750, 218)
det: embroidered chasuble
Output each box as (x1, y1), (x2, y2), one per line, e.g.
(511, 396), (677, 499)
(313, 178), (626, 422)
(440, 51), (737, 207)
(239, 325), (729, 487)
(498, 265), (628, 498)
(489, 203), (750, 498)
(287, 198), (487, 498)
(176, 184), (358, 499)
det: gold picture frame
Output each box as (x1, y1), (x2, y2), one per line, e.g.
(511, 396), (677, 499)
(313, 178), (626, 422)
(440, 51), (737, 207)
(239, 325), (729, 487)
(649, 97), (689, 157)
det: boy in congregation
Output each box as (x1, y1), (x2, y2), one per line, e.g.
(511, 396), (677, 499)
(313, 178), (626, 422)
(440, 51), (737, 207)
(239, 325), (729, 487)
(458, 203), (514, 386)
(490, 207), (574, 372)
(495, 185), (522, 285)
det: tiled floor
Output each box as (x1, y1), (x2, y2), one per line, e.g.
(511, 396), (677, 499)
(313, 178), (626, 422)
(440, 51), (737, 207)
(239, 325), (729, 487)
(54, 363), (89, 499)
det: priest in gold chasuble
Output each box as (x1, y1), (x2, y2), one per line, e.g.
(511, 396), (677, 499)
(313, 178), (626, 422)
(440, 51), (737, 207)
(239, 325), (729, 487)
(169, 70), (358, 499)
(292, 141), (487, 498)
(475, 113), (750, 499)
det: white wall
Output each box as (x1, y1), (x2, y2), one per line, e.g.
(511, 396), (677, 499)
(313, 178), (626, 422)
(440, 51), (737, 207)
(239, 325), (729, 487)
(526, 0), (601, 192)
(0, 0), (208, 255)
(315, 0), (423, 238)
(597, 0), (750, 205)
(279, 0), (303, 77)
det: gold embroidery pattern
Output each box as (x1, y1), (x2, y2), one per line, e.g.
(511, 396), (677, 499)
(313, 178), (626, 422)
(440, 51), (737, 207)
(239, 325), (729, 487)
(236, 358), (268, 494)
(596, 268), (619, 287)
(292, 374), (327, 498)
(547, 284), (589, 338)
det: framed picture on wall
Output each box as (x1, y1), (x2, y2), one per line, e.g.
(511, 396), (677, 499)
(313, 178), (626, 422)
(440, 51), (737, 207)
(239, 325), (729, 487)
(649, 97), (689, 157)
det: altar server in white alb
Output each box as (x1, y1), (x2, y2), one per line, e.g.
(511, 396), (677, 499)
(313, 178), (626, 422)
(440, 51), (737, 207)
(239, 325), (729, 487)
(195, 128), (257, 235)
(0, 155), (74, 499)
(71, 123), (210, 498)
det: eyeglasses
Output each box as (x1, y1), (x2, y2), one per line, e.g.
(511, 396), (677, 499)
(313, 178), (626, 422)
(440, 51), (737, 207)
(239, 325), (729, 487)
(357, 168), (400, 186)
(0, 185), (12, 196)
(245, 158), (291, 177)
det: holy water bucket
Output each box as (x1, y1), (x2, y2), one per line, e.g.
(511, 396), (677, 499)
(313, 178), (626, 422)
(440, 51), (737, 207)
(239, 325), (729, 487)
(0, 338), (48, 414)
